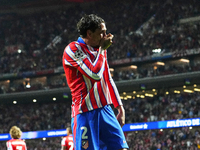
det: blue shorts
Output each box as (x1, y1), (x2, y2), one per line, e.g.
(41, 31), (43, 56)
(71, 105), (129, 150)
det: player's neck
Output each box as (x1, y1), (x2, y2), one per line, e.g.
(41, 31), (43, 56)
(82, 38), (98, 48)
(82, 38), (90, 46)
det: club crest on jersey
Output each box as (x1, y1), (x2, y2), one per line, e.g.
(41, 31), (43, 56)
(82, 140), (89, 149)
(74, 50), (85, 60)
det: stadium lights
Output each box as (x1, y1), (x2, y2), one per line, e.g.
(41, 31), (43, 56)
(152, 48), (161, 53)
(145, 93), (154, 97)
(133, 91), (136, 94)
(120, 96), (124, 99)
(194, 88), (200, 92)
(53, 97), (56, 101)
(166, 91), (169, 95)
(183, 89), (193, 93)
(152, 89), (156, 92)
(140, 95), (145, 98)
(126, 95), (132, 99)
(174, 90), (180, 94)
(180, 58), (189, 63)
(130, 65), (137, 69)
(33, 99), (37, 102)
(13, 101), (17, 104)
(18, 49), (22, 53)
(156, 62), (165, 66)
(194, 84), (197, 87)
(123, 92), (126, 95)
(183, 85), (186, 88)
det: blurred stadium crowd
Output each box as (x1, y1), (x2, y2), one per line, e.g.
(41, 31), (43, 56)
(1, 92), (200, 133)
(0, 0), (200, 93)
(1, 92), (200, 149)
(1, 0), (200, 149)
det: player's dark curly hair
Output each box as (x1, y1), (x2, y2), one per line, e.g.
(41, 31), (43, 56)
(77, 14), (105, 38)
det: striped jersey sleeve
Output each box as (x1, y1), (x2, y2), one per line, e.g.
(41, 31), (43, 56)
(63, 41), (105, 81)
(106, 59), (123, 107)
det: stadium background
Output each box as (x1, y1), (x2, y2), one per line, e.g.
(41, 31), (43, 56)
(1, 0), (200, 149)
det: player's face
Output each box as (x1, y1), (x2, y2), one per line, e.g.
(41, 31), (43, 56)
(90, 23), (107, 48)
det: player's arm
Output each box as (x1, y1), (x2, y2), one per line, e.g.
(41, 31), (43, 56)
(6, 141), (10, 150)
(61, 145), (66, 150)
(6, 141), (15, 150)
(25, 143), (28, 150)
(61, 137), (67, 150)
(106, 59), (125, 127)
(110, 78), (126, 127)
(110, 78), (125, 127)
(116, 105), (126, 127)
(63, 42), (106, 81)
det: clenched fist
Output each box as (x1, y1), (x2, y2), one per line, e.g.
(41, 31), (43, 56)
(100, 33), (114, 50)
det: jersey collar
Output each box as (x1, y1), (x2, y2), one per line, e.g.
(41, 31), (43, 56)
(77, 37), (85, 44)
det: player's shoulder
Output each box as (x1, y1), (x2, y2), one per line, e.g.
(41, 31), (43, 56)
(15, 139), (26, 143)
(64, 41), (81, 53)
(61, 136), (67, 143)
(67, 135), (73, 141)
(7, 139), (15, 143)
(69, 41), (81, 49)
(7, 139), (25, 144)
(6, 140), (11, 144)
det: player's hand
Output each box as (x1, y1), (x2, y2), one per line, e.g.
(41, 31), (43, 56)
(116, 105), (125, 127)
(100, 33), (114, 50)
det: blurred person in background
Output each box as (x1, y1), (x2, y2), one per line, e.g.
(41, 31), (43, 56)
(6, 126), (27, 150)
(61, 127), (74, 150)
(62, 14), (128, 150)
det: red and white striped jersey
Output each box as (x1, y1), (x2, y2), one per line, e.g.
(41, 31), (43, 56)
(6, 139), (27, 150)
(61, 135), (74, 150)
(62, 37), (122, 117)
